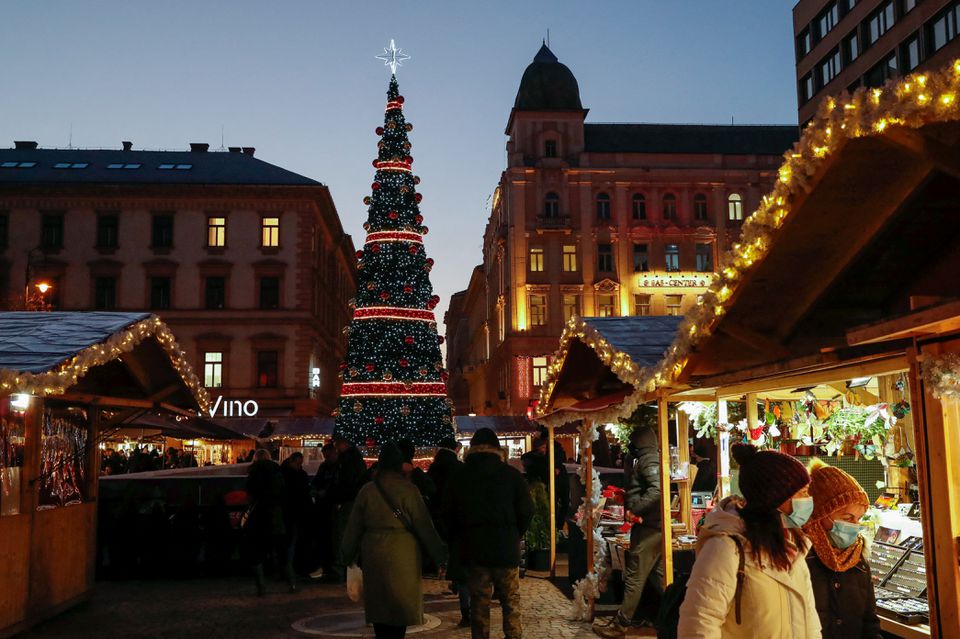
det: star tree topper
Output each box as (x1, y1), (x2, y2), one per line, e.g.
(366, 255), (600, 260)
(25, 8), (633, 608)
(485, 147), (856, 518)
(376, 39), (410, 75)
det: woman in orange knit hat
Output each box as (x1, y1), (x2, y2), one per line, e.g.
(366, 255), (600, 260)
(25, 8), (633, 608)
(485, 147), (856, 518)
(803, 459), (881, 638)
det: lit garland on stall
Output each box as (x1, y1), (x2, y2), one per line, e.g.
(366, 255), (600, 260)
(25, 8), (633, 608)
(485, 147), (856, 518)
(333, 73), (454, 448)
(0, 315), (210, 413)
(922, 352), (960, 400)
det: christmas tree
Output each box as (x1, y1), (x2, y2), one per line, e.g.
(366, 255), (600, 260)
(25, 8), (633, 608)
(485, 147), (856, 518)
(333, 70), (454, 449)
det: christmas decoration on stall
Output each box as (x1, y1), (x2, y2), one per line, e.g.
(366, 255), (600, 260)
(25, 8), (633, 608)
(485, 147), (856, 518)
(923, 352), (960, 400)
(334, 46), (454, 449)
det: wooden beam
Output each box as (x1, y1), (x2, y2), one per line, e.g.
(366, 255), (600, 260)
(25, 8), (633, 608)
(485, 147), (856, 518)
(847, 299), (960, 346)
(717, 321), (791, 360)
(583, 419), (596, 620)
(883, 126), (960, 182)
(657, 396), (674, 588)
(547, 424), (556, 578)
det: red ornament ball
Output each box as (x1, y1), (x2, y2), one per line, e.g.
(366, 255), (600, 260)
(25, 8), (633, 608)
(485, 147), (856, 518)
(374, 416), (385, 425)
(372, 159), (379, 167)
(415, 215), (423, 224)
(413, 176), (421, 184)
(403, 285), (413, 294)
(404, 156), (413, 164)
(426, 258), (435, 266)
(397, 96), (405, 104)
(407, 245), (418, 255)
(421, 226), (429, 235)
(388, 211), (399, 220)
(363, 196), (372, 205)
(399, 358), (409, 368)
(415, 193), (423, 203)
(404, 336), (415, 345)
(370, 244), (381, 253)
(366, 437), (377, 447)
(371, 182), (381, 190)
(375, 126), (384, 135)
(441, 372), (450, 382)
(365, 363), (375, 372)
(437, 336), (445, 344)
(339, 362), (348, 370)
(379, 291), (390, 300)
(355, 250), (364, 259)
(406, 123), (413, 132)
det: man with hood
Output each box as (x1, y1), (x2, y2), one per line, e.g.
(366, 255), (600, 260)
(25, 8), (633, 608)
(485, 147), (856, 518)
(594, 408), (663, 638)
(443, 428), (534, 639)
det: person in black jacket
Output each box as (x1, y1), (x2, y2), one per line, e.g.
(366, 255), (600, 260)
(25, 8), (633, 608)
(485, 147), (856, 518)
(328, 436), (368, 583)
(429, 438), (470, 626)
(280, 452), (310, 590)
(803, 459), (882, 639)
(594, 415), (663, 639)
(442, 428), (534, 639)
(244, 449), (285, 596)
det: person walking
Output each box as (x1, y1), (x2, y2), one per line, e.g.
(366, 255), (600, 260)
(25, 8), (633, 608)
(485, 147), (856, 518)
(429, 438), (470, 626)
(309, 442), (339, 579)
(280, 451), (310, 589)
(442, 427), (534, 639)
(677, 444), (821, 638)
(328, 435), (368, 582)
(244, 449), (285, 596)
(593, 418), (663, 638)
(340, 442), (447, 639)
(803, 459), (881, 638)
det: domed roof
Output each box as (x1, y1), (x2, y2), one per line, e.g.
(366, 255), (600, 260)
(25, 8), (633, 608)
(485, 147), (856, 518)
(513, 43), (583, 111)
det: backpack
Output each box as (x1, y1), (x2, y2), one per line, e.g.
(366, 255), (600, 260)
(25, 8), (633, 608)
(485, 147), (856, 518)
(655, 536), (746, 639)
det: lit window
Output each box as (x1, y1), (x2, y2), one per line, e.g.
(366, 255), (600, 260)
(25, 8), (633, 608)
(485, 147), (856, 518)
(665, 244), (680, 272)
(544, 192), (560, 218)
(696, 243), (713, 273)
(634, 294), (651, 316)
(728, 193), (743, 221)
(632, 193), (646, 220)
(597, 294), (617, 317)
(529, 247), (544, 272)
(596, 193), (611, 220)
(597, 243), (614, 272)
(633, 244), (649, 272)
(261, 216), (280, 247)
(662, 194), (677, 221)
(666, 294), (684, 316)
(204, 352), (223, 388)
(532, 356), (548, 387)
(693, 193), (708, 221)
(562, 294), (580, 321)
(562, 245), (577, 272)
(529, 294), (547, 326)
(207, 216), (226, 247)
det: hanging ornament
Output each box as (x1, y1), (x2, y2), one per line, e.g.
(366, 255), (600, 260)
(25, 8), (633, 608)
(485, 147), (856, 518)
(413, 176), (421, 184)
(365, 363), (375, 372)
(339, 362), (348, 371)
(353, 401), (363, 413)
(403, 381), (414, 390)
(387, 121), (396, 129)
(442, 415), (452, 424)
(400, 185), (410, 193)
(379, 291), (390, 300)
(421, 226), (429, 235)
(415, 193), (423, 203)
(366, 282), (376, 291)
(355, 250), (364, 259)
(425, 258), (435, 266)
(371, 244), (381, 253)
(434, 361), (443, 371)
(445, 398), (455, 407)
(415, 215), (423, 224)
(407, 246), (418, 255)
(396, 96), (405, 104)
(403, 142), (411, 150)
(437, 336), (445, 344)
(365, 437), (377, 448)
(399, 358), (409, 368)
(372, 159), (379, 167)
(383, 370), (393, 381)
(378, 141), (385, 150)
(404, 156), (413, 165)
(348, 298), (357, 308)
(388, 211), (399, 220)
(371, 182), (381, 190)
(363, 196), (372, 205)
(376, 126), (384, 135)
(405, 123), (413, 132)
(331, 408), (340, 417)
(374, 416), (385, 425)
(419, 368), (429, 377)
(400, 405), (411, 417)
(404, 336), (415, 345)
(441, 371), (450, 382)
(403, 285), (413, 294)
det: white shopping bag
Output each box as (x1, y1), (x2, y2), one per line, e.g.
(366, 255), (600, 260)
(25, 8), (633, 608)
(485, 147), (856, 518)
(346, 564), (363, 602)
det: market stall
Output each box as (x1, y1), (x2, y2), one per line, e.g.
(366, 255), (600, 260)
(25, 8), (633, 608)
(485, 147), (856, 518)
(0, 312), (208, 636)
(453, 414), (576, 459)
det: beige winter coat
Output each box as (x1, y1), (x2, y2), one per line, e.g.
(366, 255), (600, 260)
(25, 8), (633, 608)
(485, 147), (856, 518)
(678, 498), (821, 639)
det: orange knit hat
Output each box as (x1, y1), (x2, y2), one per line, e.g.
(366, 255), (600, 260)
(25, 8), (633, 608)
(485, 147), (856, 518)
(807, 458), (869, 522)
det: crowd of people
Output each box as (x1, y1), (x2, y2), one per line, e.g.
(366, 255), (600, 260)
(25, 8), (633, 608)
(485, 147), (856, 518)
(100, 445), (199, 475)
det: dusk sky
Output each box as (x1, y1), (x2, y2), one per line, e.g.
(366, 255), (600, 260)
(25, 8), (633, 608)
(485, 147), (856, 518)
(0, 1), (799, 340)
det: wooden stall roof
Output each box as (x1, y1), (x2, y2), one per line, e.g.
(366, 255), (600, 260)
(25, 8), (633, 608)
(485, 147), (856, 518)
(536, 316), (683, 427)
(454, 414), (576, 438)
(212, 417), (336, 439)
(0, 311), (209, 413)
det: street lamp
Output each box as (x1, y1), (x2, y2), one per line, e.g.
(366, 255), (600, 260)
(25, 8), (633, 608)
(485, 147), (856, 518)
(25, 280), (53, 312)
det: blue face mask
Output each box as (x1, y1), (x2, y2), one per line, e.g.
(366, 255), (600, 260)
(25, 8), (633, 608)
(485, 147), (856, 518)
(829, 520), (864, 549)
(783, 496), (814, 528)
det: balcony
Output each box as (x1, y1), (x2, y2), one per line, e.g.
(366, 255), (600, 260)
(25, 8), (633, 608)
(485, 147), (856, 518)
(534, 215), (571, 229)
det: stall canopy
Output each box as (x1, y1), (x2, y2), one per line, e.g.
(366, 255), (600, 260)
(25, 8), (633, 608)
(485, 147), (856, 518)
(213, 417), (335, 439)
(0, 311), (208, 414)
(453, 414), (568, 438)
(111, 413), (250, 441)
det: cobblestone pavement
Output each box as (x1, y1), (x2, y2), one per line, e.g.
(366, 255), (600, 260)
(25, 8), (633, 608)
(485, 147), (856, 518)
(18, 573), (655, 639)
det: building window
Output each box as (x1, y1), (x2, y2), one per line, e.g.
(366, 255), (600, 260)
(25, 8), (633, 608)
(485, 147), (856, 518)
(634, 294), (652, 316)
(152, 214), (174, 248)
(801, 73), (816, 103)
(529, 247), (544, 272)
(205, 276), (226, 310)
(929, 6), (959, 53)
(633, 243), (649, 272)
(632, 193), (646, 220)
(596, 193), (611, 220)
(662, 193), (677, 221)
(902, 34), (921, 71)
(819, 48), (842, 87)
(666, 294), (684, 316)
(865, 52), (898, 87)
(727, 193), (744, 221)
(528, 294), (547, 326)
(207, 216), (226, 248)
(562, 294), (580, 321)
(149, 277), (171, 310)
(693, 193), (708, 221)
(0, 212), (7, 249)
(96, 214), (118, 249)
(543, 192), (560, 218)
(845, 31), (860, 64)
(259, 276), (280, 310)
(903, 0), (916, 13)
(868, 2), (895, 45)
(256, 350), (279, 388)
(544, 140), (557, 158)
(797, 28), (812, 58)
(94, 277), (116, 310)
(562, 244), (577, 272)
(665, 244), (680, 272)
(818, 2), (839, 39)
(41, 213), (64, 250)
(532, 356), (548, 387)
(204, 352), (223, 388)
(696, 243), (714, 273)
(597, 243), (614, 272)
(261, 216), (280, 248)
(597, 294), (617, 317)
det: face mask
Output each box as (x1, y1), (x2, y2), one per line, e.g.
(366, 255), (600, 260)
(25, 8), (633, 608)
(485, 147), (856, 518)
(783, 496), (814, 528)
(829, 520), (864, 549)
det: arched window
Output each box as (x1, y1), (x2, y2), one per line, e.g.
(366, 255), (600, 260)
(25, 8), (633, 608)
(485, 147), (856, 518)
(693, 193), (709, 221)
(632, 193), (646, 220)
(596, 192), (611, 221)
(544, 192), (560, 218)
(727, 193), (743, 221)
(662, 193), (677, 221)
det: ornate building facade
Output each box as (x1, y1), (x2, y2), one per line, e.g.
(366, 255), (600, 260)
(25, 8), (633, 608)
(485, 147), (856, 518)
(445, 45), (800, 416)
(0, 141), (357, 417)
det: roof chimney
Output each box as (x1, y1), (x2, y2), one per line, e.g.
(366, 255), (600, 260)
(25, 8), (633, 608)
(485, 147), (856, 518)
(190, 142), (210, 153)
(122, 140), (133, 151)
(241, 147), (256, 157)
(14, 140), (38, 150)
(228, 146), (242, 153)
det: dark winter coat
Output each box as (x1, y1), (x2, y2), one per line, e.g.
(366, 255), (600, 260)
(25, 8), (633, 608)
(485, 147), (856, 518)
(245, 459), (285, 540)
(330, 445), (367, 505)
(624, 425), (662, 532)
(427, 448), (460, 504)
(807, 548), (882, 639)
(280, 462), (311, 528)
(442, 445), (534, 568)
(520, 450), (570, 526)
(340, 469), (447, 627)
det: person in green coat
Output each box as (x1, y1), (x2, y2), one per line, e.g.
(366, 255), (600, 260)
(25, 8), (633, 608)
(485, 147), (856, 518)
(340, 442), (447, 639)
